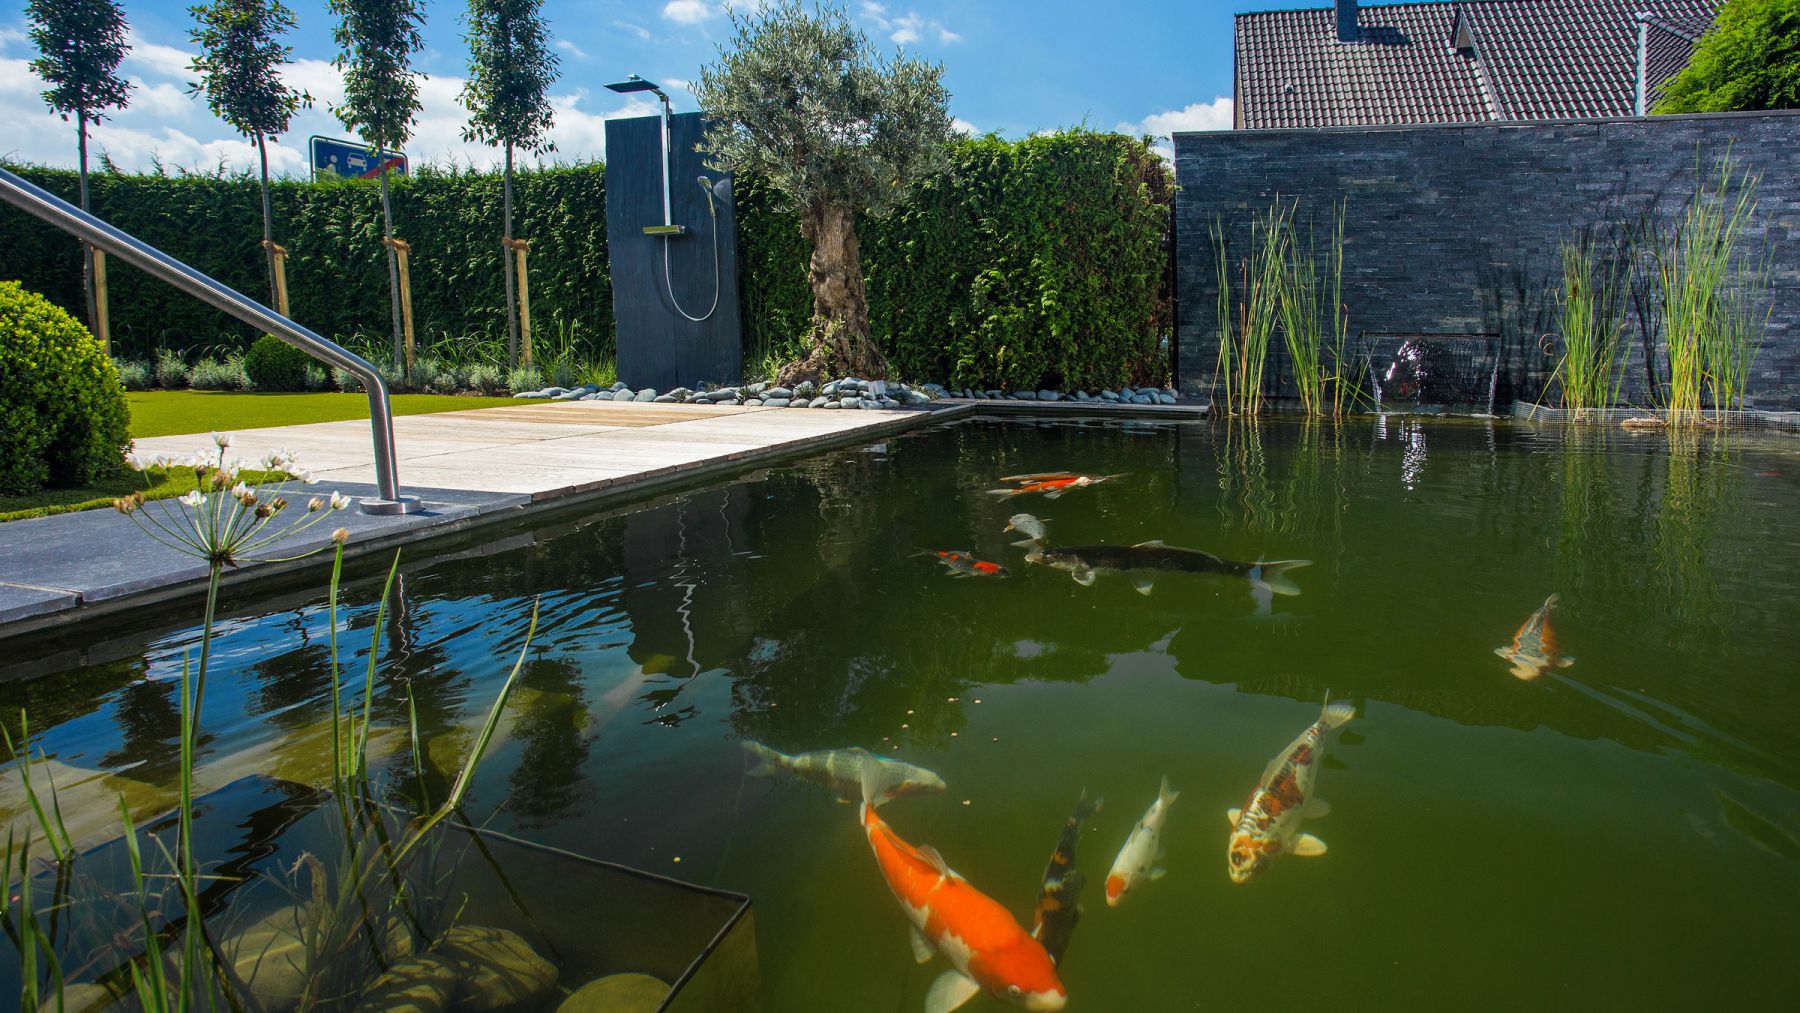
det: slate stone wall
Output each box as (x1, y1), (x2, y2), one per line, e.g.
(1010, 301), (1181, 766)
(1173, 110), (1800, 410)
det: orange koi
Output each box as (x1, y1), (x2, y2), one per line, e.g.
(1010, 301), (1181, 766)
(985, 473), (1120, 500)
(1494, 593), (1575, 681)
(858, 763), (1067, 1012)
(927, 550), (1011, 578)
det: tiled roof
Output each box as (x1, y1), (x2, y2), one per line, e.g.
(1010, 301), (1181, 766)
(1234, 0), (1722, 129)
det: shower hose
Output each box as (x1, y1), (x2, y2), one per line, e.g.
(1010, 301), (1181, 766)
(661, 179), (722, 322)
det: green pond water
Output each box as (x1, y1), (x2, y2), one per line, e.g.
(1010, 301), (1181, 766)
(4, 415), (1799, 1010)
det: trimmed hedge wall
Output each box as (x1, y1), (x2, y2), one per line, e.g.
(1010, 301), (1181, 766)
(2, 130), (1172, 387)
(2, 164), (611, 357)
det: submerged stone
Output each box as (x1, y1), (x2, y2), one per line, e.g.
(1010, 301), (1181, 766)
(556, 972), (671, 1013)
(355, 953), (459, 1013)
(436, 925), (556, 1013)
(225, 905), (313, 1011)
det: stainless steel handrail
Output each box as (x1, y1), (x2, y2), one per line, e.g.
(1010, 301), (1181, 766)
(0, 166), (418, 514)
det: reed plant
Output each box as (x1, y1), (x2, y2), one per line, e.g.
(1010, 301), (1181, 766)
(2, 436), (534, 1010)
(1654, 154), (1762, 425)
(1278, 202), (1362, 417)
(1551, 233), (1630, 413)
(1211, 207), (1285, 416)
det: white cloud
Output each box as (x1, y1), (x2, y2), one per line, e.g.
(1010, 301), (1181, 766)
(555, 39), (588, 60)
(860, 4), (959, 46)
(613, 20), (653, 41)
(0, 25), (653, 176)
(951, 117), (977, 135)
(1118, 97), (1234, 139)
(661, 1), (714, 25)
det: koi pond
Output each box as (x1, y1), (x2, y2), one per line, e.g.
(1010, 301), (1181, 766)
(4, 415), (1798, 1010)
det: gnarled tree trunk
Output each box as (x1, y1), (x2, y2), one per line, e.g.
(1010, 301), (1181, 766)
(782, 199), (887, 385)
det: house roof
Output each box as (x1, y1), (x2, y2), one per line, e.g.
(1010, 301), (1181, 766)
(1234, 0), (1722, 129)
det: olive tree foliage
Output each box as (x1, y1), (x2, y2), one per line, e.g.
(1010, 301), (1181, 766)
(25, 0), (132, 332)
(189, 0), (312, 307)
(1656, 0), (1800, 113)
(460, 0), (559, 364)
(694, 0), (954, 382)
(329, 0), (426, 363)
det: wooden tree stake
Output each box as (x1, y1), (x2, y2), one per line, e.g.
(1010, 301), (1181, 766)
(383, 236), (416, 375)
(92, 247), (111, 354)
(262, 240), (291, 317)
(504, 237), (533, 367)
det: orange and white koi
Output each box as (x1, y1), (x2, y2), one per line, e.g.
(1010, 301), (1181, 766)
(857, 762), (1067, 1012)
(1227, 697), (1356, 884)
(1494, 593), (1575, 681)
(985, 473), (1120, 500)
(926, 550), (1010, 578)
(1104, 775), (1177, 906)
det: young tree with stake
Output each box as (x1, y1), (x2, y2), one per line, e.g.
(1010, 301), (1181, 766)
(189, 0), (312, 311)
(695, 0), (953, 383)
(328, 0), (425, 371)
(460, 0), (559, 368)
(25, 0), (131, 342)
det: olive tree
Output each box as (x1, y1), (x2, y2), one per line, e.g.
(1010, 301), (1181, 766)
(189, 0), (311, 309)
(25, 0), (131, 333)
(695, 0), (953, 381)
(460, 0), (559, 366)
(329, 0), (425, 366)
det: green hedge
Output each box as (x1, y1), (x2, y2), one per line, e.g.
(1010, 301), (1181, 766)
(734, 130), (1174, 389)
(3, 130), (1172, 387)
(2, 163), (611, 359)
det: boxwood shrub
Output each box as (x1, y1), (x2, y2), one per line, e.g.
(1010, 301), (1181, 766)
(0, 281), (131, 494)
(244, 333), (314, 391)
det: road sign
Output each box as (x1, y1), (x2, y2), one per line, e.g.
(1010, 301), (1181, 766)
(309, 136), (407, 181)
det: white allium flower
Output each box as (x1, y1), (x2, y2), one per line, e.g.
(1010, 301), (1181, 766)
(231, 482), (252, 499)
(212, 432), (233, 449)
(179, 490), (206, 508)
(330, 492), (351, 511)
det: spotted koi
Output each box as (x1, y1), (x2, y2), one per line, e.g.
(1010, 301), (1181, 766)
(1105, 775), (1178, 907)
(927, 550), (1010, 578)
(1227, 697), (1356, 884)
(1031, 791), (1102, 966)
(1494, 593), (1575, 681)
(985, 474), (1122, 500)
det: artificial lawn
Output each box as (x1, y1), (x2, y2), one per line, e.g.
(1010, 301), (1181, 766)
(126, 390), (522, 439)
(0, 467), (286, 523)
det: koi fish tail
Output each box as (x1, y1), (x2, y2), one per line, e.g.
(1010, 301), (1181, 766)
(856, 747), (903, 813)
(1251, 559), (1312, 598)
(741, 740), (784, 777)
(1320, 696), (1357, 729)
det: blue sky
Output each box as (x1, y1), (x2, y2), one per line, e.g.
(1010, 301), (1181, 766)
(0, 0), (1321, 174)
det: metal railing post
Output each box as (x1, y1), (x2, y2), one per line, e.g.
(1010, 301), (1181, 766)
(0, 166), (419, 515)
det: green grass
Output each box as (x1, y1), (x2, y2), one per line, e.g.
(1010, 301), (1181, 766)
(0, 467), (286, 523)
(127, 390), (523, 439)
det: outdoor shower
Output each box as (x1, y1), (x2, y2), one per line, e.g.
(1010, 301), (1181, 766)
(605, 75), (722, 323)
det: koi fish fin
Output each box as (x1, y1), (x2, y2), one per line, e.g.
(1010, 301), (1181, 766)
(985, 488), (1018, 497)
(1252, 559), (1312, 598)
(1543, 592), (1562, 609)
(1131, 539), (1167, 548)
(1147, 866), (1167, 881)
(1321, 697), (1357, 730)
(916, 844), (952, 878)
(1493, 646), (1514, 659)
(1132, 576), (1155, 595)
(1011, 537), (1045, 548)
(909, 924), (935, 964)
(925, 970), (982, 1013)
(1301, 799), (1332, 820)
(1044, 489), (1064, 500)
(1227, 807), (1242, 824)
(740, 741), (783, 777)
(1558, 656), (1576, 667)
(1291, 833), (1328, 857)
(1159, 775), (1180, 808)
(1072, 568), (1096, 587)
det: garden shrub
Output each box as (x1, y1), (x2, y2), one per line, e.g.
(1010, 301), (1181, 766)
(0, 281), (131, 494)
(154, 348), (190, 388)
(243, 333), (315, 391)
(506, 364), (540, 393)
(114, 358), (152, 390)
(190, 355), (251, 391)
(303, 365), (329, 391)
(468, 362), (503, 394)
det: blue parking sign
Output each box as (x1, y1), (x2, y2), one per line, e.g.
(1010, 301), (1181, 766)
(309, 136), (407, 181)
